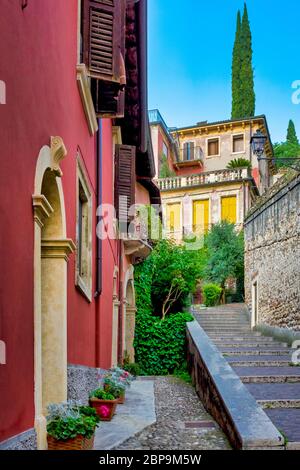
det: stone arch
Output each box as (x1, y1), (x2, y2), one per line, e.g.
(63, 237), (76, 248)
(32, 138), (75, 449)
(123, 265), (136, 363)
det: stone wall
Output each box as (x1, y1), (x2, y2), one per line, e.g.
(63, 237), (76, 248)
(244, 173), (300, 331)
(67, 364), (104, 404)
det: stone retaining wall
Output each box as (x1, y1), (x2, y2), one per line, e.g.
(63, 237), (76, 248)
(244, 173), (300, 331)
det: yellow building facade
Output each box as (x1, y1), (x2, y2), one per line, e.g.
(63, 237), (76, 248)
(149, 113), (274, 240)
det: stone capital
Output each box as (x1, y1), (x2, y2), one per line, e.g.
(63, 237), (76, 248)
(41, 239), (76, 261)
(32, 195), (54, 228)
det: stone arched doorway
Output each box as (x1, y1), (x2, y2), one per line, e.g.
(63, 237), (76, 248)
(123, 266), (136, 363)
(32, 138), (75, 449)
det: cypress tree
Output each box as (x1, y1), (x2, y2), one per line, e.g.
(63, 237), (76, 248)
(231, 11), (242, 119)
(286, 119), (299, 145)
(231, 3), (255, 118)
(239, 3), (255, 117)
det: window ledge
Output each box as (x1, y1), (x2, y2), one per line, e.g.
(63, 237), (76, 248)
(76, 274), (92, 303)
(76, 64), (98, 136)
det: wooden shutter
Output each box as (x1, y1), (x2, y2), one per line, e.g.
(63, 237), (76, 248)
(91, 79), (125, 117)
(115, 145), (136, 228)
(221, 196), (237, 224)
(82, 0), (125, 83)
(190, 142), (195, 160)
(193, 200), (209, 234)
(166, 203), (181, 234)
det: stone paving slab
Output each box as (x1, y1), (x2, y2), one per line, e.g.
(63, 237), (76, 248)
(94, 380), (156, 450)
(265, 409), (300, 443)
(246, 383), (300, 400)
(116, 377), (230, 450)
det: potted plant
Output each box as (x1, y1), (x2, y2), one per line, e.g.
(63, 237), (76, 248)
(46, 402), (100, 450)
(89, 389), (118, 421)
(103, 376), (126, 404)
(102, 367), (134, 404)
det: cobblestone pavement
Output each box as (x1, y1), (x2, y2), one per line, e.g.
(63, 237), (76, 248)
(115, 377), (231, 450)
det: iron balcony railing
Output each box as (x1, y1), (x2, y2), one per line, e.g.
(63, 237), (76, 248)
(158, 167), (251, 191)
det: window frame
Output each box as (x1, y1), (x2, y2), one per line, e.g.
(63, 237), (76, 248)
(206, 137), (221, 158)
(75, 155), (93, 302)
(182, 140), (195, 161)
(232, 133), (246, 155)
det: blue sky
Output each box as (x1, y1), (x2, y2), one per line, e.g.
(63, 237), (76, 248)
(148, 0), (300, 143)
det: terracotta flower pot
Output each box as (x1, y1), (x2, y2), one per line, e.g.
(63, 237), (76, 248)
(117, 391), (125, 404)
(47, 433), (94, 450)
(89, 397), (118, 421)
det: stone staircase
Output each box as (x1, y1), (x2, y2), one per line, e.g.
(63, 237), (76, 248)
(194, 304), (300, 449)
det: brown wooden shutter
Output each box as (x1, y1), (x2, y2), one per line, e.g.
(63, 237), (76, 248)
(190, 141), (195, 160)
(115, 145), (136, 229)
(83, 0), (125, 83)
(91, 79), (125, 117)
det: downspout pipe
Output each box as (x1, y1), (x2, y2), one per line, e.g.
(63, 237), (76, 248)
(95, 118), (103, 297)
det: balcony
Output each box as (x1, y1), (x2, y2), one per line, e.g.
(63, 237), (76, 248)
(122, 218), (152, 262)
(174, 146), (204, 169)
(158, 167), (251, 191)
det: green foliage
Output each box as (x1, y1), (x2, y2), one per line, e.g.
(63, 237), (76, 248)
(122, 362), (141, 377)
(134, 311), (193, 376)
(274, 120), (300, 169)
(287, 119), (299, 145)
(134, 240), (197, 375)
(204, 222), (244, 290)
(89, 389), (116, 400)
(232, 4), (255, 118)
(173, 362), (192, 384)
(150, 239), (206, 317)
(203, 283), (223, 307)
(227, 158), (251, 169)
(46, 402), (99, 441)
(231, 10), (242, 119)
(159, 154), (175, 178)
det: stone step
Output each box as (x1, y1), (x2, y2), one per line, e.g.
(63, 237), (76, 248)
(199, 322), (250, 330)
(221, 348), (292, 356)
(227, 356), (292, 367)
(203, 326), (251, 335)
(245, 383), (300, 401)
(258, 399), (300, 409)
(207, 331), (263, 337)
(264, 408), (300, 446)
(215, 342), (285, 348)
(233, 366), (300, 383)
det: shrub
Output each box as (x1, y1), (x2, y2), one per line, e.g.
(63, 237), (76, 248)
(122, 362), (141, 376)
(134, 312), (193, 376)
(203, 284), (222, 307)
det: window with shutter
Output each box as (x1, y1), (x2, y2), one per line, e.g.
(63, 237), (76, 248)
(183, 142), (195, 161)
(193, 200), (210, 234)
(115, 145), (136, 230)
(82, 0), (125, 83)
(221, 196), (237, 224)
(207, 138), (220, 157)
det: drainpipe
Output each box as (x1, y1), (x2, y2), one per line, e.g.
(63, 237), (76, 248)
(95, 119), (103, 297)
(117, 241), (123, 365)
(95, 119), (102, 368)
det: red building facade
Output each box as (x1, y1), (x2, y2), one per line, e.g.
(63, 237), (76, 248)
(0, 0), (158, 449)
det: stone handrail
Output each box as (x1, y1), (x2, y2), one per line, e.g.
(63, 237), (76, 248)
(186, 320), (284, 449)
(158, 167), (250, 191)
